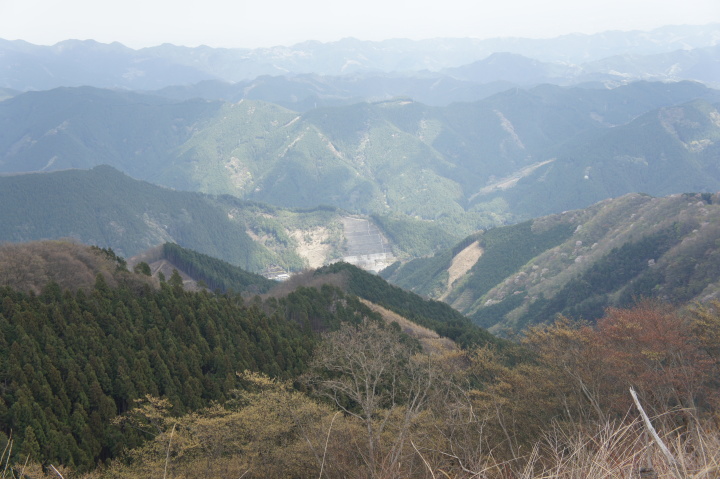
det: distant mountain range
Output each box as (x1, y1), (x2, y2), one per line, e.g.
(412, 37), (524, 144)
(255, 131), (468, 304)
(148, 44), (720, 109)
(2, 81), (719, 248)
(1, 24), (718, 94)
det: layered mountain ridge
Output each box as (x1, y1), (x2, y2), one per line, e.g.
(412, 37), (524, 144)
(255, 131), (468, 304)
(2, 24), (718, 91)
(383, 192), (720, 332)
(2, 81), (720, 253)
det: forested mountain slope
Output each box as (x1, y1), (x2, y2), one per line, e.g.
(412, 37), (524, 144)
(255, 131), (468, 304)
(0, 166), (370, 272)
(383, 192), (720, 332)
(129, 243), (276, 293)
(315, 261), (507, 349)
(0, 241), (506, 472)
(497, 98), (720, 217)
(0, 166), (277, 270)
(0, 241), (149, 294)
(3, 81), (719, 250)
(4, 242), (720, 479)
(0, 256), (340, 469)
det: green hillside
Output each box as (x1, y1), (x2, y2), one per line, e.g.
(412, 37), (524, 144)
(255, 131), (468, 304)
(0, 166), (357, 272)
(133, 243), (277, 294)
(384, 192), (720, 333)
(0, 166), (279, 271)
(3, 82), (720, 260)
(315, 261), (509, 350)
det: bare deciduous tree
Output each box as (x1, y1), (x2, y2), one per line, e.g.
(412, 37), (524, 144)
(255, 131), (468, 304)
(305, 319), (438, 478)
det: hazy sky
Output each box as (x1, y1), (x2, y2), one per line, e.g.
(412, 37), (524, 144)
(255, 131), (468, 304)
(1, 0), (719, 49)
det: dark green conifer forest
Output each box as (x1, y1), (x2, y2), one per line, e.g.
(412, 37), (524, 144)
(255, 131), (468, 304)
(0, 255), (384, 470)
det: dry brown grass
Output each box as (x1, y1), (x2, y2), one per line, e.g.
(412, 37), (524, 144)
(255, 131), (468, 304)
(360, 299), (457, 355)
(439, 417), (720, 479)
